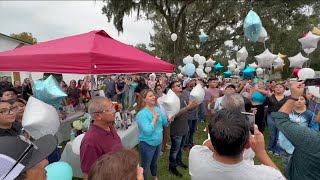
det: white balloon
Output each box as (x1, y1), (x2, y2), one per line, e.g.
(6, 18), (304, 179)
(308, 86), (320, 97)
(198, 56), (206, 65)
(22, 96), (60, 139)
(227, 63), (236, 72)
(177, 73), (183, 79)
(237, 62), (246, 70)
(204, 67), (212, 73)
(196, 68), (204, 77)
(166, 73), (172, 77)
(190, 84), (205, 103)
(258, 27), (268, 43)
(298, 68), (315, 80)
(181, 66), (185, 74)
(236, 47), (248, 62)
(178, 65), (182, 70)
(171, 33), (178, 41)
(198, 65), (204, 69)
(234, 68), (240, 75)
(248, 62), (258, 69)
(255, 49), (278, 68)
(199, 72), (206, 79)
(194, 54), (201, 62)
(206, 58), (216, 67)
(183, 55), (193, 64)
(288, 52), (309, 68)
(298, 31), (320, 49)
(162, 90), (180, 118)
(72, 133), (85, 155)
(256, 68), (264, 75)
(228, 59), (237, 65)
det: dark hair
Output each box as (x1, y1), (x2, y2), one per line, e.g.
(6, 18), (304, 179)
(88, 149), (139, 180)
(169, 81), (180, 89)
(0, 88), (18, 97)
(0, 100), (15, 105)
(8, 98), (26, 105)
(208, 77), (218, 82)
(208, 109), (249, 157)
(77, 79), (83, 87)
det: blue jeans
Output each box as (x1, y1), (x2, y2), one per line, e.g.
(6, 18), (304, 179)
(198, 102), (205, 122)
(267, 114), (280, 154)
(139, 141), (161, 179)
(169, 135), (186, 169)
(280, 150), (292, 169)
(185, 120), (197, 148)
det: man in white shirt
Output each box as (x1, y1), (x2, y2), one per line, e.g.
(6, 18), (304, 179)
(189, 109), (285, 180)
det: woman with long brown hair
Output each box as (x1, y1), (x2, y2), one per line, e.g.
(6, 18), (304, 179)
(135, 89), (168, 180)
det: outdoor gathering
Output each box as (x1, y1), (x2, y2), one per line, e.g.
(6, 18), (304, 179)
(1, 0), (320, 180)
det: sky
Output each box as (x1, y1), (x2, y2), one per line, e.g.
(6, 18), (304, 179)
(0, 1), (153, 45)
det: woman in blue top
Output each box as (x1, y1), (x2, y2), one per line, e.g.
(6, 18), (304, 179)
(136, 89), (168, 180)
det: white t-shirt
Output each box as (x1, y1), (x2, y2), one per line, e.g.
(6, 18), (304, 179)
(189, 145), (284, 180)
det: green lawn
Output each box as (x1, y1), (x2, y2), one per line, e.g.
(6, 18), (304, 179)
(73, 121), (283, 180)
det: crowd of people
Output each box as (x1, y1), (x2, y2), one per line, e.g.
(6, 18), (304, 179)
(1, 74), (320, 180)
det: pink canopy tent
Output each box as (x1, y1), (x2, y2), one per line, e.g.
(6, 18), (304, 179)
(0, 30), (174, 74)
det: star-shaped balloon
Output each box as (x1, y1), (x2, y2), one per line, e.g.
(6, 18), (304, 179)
(243, 10), (262, 42)
(227, 63), (236, 72)
(223, 70), (232, 78)
(248, 62), (258, 69)
(228, 59), (237, 65)
(288, 52), (309, 68)
(199, 29), (209, 44)
(206, 58), (216, 67)
(273, 56), (285, 72)
(32, 75), (67, 109)
(237, 62), (246, 70)
(183, 55), (193, 64)
(298, 31), (320, 50)
(256, 68), (264, 76)
(214, 63), (224, 71)
(304, 48), (316, 54)
(255, 49), (277, 68)
(236, 47), (248, 62)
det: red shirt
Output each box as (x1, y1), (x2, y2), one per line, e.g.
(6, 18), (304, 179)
(80, 124), (123, 173)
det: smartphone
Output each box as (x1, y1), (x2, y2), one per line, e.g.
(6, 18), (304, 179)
(241, 112), (255, 134)
(304, 78), (320, 86)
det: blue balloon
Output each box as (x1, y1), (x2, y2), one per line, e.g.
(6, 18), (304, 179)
(32, 75), (67, 109)
(185, 63), (196, 77)
(223, 70), (232, 78)
(45, 162), (73, 180)
(199, 31), (208, 44)
(244, 10), (262, 42)
(214, 63), (224, 71)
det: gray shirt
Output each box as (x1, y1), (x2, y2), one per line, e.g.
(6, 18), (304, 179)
(189, 145), (284, 180)
(183, 88), (198, 120)
(103, 79), (115, 96)
(169, 91), (189, 136)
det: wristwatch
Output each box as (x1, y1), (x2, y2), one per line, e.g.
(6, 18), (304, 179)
(288, 96), (299, 101)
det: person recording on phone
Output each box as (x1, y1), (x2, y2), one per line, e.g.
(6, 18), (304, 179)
(189, 109), (284, 180)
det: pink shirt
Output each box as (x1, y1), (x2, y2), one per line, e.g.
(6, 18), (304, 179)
(204, 88), (222, 114)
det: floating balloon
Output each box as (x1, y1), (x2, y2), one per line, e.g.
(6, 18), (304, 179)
(255, 49), (277, 68)
(227, 63), (236, 72)
(304, 48), (316, 54)
(258, 27), (268, 42)
(298, 31), (320, 50)
(214, 63), (224, 71)
(196, 68), (204, 77)
(205, 67), (212, 73)
(243, 10), (262, 42)
(32, 75), (67, 109)
(183, 55), (193, 64)
(308, 86), (320, 97)
(178, 65), (182, 70)
(194, 54), (201, 62)
(198, 56), (206, 65)
(312, 27), (320, 35)
(242, 66), (255, 79)
(298, 68), (315, 80)
(273, 56), (285, 71)
(237, 62), (246, 70)
(177, 73), (183, 79)
(223, 70), (232, 78)
(198, 65), (204, 70)
(206, 58), (215, 67)
(292, 68), (300, 77)
(228, 59), (238, 65)
(181, 66), (186, 74)
(199, 29), (209, 44)
(45, 162), (73, 180)
(185, 63), (196, 77)
(22, 96), (60, 139)
(256, 68), (264, 76)
(171, 33), (177, 41)
(288, 52), (309, 68)
(234, 68), (240, 75)
(249, 62), (258, 69)
(236, 47), (248, 62)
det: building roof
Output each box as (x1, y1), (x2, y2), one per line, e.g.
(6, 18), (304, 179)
(0, 33), (33, 45)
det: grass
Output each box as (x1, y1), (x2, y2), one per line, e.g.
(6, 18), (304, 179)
(73, 121), (283, 180)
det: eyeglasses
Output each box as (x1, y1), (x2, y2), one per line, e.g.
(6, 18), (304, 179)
(94, 104), (115, 114)
(0, 106), (18, 115)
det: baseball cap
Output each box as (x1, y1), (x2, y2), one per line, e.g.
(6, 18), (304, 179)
(183, 78), (194, 87)
(0, 134), (58, 179)
(224, 84), (236, 90)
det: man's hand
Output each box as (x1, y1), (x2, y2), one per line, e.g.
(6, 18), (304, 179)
(290, 81), (305, 99)
(250, 125), (266, 156)
(187, 100), (198, 110)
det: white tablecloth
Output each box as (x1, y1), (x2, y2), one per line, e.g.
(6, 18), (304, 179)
(60, 122), (139, 178)
(56, 111), (85, 143)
